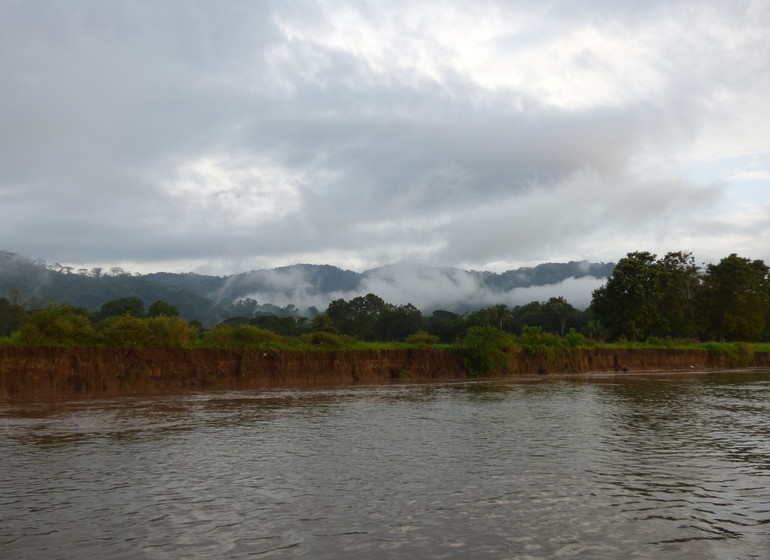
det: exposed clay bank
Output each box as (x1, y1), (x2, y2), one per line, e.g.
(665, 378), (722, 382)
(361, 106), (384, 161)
(2, 346), (770, 398)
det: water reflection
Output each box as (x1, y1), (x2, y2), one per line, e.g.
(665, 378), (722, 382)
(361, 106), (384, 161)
(2, 372), (770, 559)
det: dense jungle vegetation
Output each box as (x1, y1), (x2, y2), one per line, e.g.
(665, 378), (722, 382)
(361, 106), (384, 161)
(2, 251), (770, 374)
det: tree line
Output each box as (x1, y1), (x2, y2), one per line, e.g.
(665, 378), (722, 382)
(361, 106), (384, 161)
(2, 250), (769, 349)
(0, 289), (589, 349)
(590, 251), (770, 342)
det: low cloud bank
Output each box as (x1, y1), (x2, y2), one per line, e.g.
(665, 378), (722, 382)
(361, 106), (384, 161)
(236, 264), (607, 315)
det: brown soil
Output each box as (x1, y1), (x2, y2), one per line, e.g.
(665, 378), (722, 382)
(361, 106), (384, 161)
(1, 346), (767, 398)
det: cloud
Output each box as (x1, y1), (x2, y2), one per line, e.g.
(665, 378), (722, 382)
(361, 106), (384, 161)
(236, 262), (607, 314)
(1, 0), (769, 274)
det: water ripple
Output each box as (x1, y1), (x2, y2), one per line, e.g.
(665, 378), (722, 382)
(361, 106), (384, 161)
(2, 372), (770, 559)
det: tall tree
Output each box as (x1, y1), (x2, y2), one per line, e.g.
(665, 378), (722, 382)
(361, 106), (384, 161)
(97, 296), (145, 321)
(326, 293), (390, 340)
(657, 251), (702, 338)
(590, 251), (661, 340)
(375, 303), (423, 341)
(541, 296), (579, 336)
(697, 254), (770, 341)
(147, 300), (180, 318)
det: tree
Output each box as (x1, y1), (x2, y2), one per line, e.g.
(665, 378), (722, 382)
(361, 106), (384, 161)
(454, 326), (514, 376)
(425, 310), (466, 342)
(310, 314), (338, 333)
(374, 303), (423, 341)
(99, 315), (153, 348)
(326, 293), (389, 340)
(18, 305), (97, 346)
(697, 254), (770, 341)
(590, 251), (662, 340)
(657, 251), (702, 338)
(147, 300), (180, 318)
(97, 296), (145, 320)
(0, 296), (24, 337)
(541, 297), (578, 336)
(202, 323), (278, 349)
(511, 301), (544, 334)
(146, 316), (196, 347)
(472, 304), (512, 330)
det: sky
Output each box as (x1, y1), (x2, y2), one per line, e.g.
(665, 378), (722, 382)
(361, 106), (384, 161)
(2, 0), (769, 280)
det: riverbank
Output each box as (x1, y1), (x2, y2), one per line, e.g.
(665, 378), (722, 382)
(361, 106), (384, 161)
(2, 346), (769, 397)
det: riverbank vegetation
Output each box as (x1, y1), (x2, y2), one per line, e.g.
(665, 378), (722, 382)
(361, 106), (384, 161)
(2, 251), (770, 373)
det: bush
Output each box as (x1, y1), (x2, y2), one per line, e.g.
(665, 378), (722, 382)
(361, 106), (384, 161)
(405, 330), (439, 347)
(729, 342), (754, 368)
(516, 325), (563, 354)
(98, 314), (154, 348)
(232, 325), (278, 349)
(564, 328), (587, 348)
(454, 325), (514, 376)
(300, 331), (352, 349)
(18, 305), (97, 346)
(147, 316), (197, 348)
(202, 323), (234, 348)
(202, 323), (279, 349)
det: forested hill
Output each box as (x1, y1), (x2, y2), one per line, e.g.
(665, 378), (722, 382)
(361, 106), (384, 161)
(0, 251), (614, 324)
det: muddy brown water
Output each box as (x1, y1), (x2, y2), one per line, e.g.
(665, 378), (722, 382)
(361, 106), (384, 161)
(2, 371), (769, 559)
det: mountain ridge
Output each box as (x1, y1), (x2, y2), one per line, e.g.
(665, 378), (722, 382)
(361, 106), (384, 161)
(0, 251), (614, 324)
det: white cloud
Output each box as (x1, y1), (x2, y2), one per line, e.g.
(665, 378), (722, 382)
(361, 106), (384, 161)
(1, 0), (769, 275)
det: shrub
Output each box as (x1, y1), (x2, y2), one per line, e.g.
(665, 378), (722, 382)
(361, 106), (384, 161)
(147, 316), (197, 348)
(405, 330), (439, 347)
(202, 324), (279, 349)
(231, 325), (278, 349)
(516, 325), (563, 354)
(729, 342), (754, 368)
(300, 331), (350, 349)
(18, 305), (97, 346)
(564, 328), (587, 348)
(202, 323), (234, 348)
(454, 325), (514, 376)
(98, 314), (154, 348)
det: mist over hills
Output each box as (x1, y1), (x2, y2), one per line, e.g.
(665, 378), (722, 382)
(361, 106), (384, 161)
(0, 251), (614, 325)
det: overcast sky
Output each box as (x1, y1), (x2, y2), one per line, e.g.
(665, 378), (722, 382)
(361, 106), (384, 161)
(2, 0), (769, 277)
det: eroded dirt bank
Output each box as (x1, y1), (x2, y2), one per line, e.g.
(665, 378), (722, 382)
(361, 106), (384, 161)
(1, 346), (768, 398)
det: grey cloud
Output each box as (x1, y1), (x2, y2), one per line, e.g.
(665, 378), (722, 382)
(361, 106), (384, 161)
(0, 0), (768, 273)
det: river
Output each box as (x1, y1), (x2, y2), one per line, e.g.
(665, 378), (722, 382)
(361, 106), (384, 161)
(2, 371), (769, 559)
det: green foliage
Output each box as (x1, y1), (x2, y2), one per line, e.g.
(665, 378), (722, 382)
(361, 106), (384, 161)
(728, 342), (754, 368)
(98, 296), (145, 320)
(0, 296), (25, 337)
(697, 254), (770, 341)
(310, 314), (338, 333)
(232, 325), (279, 349)
(147, 300), (180, 318)
(592, 250), (770, 342)
(590, 251), (662, 340)
(515, 325), (564, 354)
(18, 305), (97, 346)
(325, 294), (423, 341)
(425, 310), (466, 343)
(98, 315), (154, 348)
(202, 323), (280, 349)
(300, 331), (352, 349)
(250, 314), (309, 336)
(146, 316), (196, 347)
(201, 323), (234, 348)
(326, 293), (387, 340)
(657, 251), (701, 338)
(454, 325), (514, 376)
(564, 327), (588, 348)
(405, 330), (439, 347)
